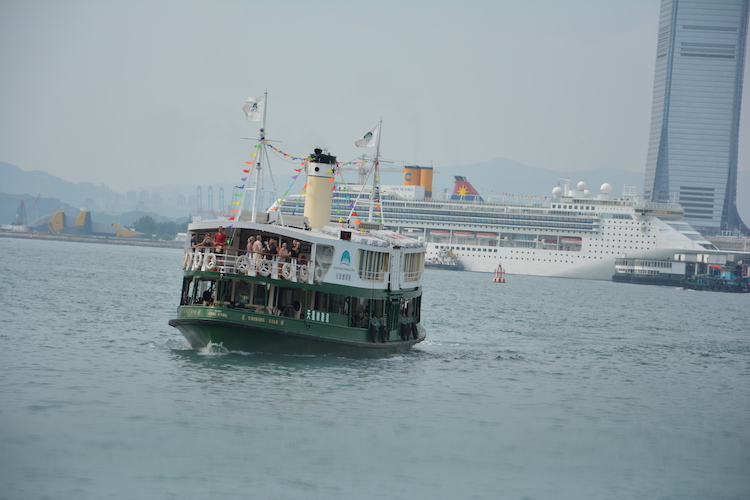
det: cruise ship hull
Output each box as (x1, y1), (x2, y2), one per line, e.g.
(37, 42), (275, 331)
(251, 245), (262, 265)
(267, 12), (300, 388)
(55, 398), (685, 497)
(425, 243), (618, 279)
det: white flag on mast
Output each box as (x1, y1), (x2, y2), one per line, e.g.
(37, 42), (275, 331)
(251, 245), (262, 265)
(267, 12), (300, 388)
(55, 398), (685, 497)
(355, 123), (380, 148)
(243, 96), (265, 122)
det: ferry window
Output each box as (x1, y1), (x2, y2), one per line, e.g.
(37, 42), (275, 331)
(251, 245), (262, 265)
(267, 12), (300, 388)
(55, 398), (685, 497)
(275, 287), (295, 313)
(313, 291), (328, 311)
(351, 298), (369, 328)
(328, 294), (349, 315)
(402, 252), (425, 282)
(234, 282), (252, 305)
(401, 298), (413, 317)
(357, 249), (390, 282)
(195, 279), (216, 303)
(252, 284), (265, 305)
(181, 277), (194, 305)
(353, 297), (368, 314)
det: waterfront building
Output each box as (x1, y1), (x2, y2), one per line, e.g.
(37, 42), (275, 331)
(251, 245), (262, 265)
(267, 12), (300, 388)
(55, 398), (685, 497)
(643, 0), (749, 235)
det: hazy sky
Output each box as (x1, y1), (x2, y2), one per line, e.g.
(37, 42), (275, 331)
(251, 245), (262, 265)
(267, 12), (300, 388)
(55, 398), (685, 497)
(1, 0), (749, 192)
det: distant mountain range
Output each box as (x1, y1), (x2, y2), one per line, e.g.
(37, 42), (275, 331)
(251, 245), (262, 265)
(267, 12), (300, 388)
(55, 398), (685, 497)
(2, 159), (748, 226)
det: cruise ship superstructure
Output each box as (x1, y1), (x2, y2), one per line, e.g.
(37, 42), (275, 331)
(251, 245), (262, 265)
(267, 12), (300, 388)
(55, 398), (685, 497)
(279, 168), (730, 280)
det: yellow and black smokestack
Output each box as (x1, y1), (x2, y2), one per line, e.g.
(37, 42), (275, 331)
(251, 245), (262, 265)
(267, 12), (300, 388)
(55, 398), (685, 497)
(303, 148), (337, 229)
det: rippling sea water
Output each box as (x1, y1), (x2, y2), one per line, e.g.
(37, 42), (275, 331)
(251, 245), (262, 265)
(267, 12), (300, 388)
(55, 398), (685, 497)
(0, 236), (748, 500)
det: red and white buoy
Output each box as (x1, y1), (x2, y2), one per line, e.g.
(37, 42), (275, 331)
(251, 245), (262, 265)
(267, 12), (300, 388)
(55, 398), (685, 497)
(493, 264), (506, 283)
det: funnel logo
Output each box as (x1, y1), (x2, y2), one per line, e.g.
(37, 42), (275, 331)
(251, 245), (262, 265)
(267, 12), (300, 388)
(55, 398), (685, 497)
(340, 250), (351, 266)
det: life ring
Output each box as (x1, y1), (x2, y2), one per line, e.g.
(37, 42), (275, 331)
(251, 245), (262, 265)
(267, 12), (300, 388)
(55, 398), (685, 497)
(299, 264), (310, 281)
(411, 322), (419, 340)
(379, 325), (388, 343)
(281, 262), (294, 280)
(236, 255), (250, 273)
(369, 324), (378, 343)
(313, 265), (324, 283)
(191, 252), (203, 271)
(182, 252), (191, 270)
(258, 259), (271, 277)
(204, 252), (217, 271)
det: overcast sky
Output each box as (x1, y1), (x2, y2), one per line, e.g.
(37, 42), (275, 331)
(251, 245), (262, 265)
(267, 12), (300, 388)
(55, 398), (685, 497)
(1, 0), (748, 193)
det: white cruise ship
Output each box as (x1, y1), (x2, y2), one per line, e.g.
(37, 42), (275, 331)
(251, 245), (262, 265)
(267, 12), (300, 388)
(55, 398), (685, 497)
(279, 168), (725, 280)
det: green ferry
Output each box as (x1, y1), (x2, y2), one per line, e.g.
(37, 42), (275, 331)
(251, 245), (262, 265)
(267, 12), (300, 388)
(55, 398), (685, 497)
(681, 264), (750, 293)
(169, 101), (426, 356)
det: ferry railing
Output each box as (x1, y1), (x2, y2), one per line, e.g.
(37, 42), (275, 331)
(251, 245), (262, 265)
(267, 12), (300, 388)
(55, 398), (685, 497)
(357, 270), (388, 283)
(185, 248), (315, 284)
(403, 270), (423, 282)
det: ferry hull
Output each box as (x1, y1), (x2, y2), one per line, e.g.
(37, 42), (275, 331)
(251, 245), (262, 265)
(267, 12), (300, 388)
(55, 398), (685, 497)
(169, 307), (425, 357)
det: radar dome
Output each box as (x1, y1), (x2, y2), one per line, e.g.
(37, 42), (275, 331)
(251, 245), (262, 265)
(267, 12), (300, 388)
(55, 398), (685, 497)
(583, 190), (591, 197)
(577, 181), (586, 191)
(552, 186), (563, 197)
(600, 183), (612, 195)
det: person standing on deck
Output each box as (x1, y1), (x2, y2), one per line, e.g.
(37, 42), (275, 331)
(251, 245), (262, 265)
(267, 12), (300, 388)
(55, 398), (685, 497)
(214, 227), (228, 253)
(251, 235), (264, 269)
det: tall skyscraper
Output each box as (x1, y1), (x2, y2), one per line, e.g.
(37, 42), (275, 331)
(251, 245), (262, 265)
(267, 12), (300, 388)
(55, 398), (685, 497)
(644, 0), (749, 234)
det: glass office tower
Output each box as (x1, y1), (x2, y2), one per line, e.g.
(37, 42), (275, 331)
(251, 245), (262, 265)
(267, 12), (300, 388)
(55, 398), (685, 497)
(644, 0), (749, 234)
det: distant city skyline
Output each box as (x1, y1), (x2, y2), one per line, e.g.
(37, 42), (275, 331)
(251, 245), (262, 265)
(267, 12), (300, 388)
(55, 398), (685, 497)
(644, 0), (749, 233)
(1, 1), (749, 225)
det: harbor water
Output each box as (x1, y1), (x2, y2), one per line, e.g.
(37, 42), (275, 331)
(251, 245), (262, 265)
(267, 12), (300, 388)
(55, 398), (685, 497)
(1, 236), (748, 500)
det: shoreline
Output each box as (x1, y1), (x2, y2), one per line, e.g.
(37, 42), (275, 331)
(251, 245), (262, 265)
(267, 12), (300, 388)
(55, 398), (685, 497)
(0, 230), (184, 249)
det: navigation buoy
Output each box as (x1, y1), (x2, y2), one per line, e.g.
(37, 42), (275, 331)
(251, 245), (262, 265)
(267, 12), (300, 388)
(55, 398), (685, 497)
(493, 264), (506, 283)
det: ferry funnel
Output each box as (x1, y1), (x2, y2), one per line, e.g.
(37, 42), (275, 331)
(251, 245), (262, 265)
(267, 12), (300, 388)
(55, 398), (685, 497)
(304, 148), (337, 229)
